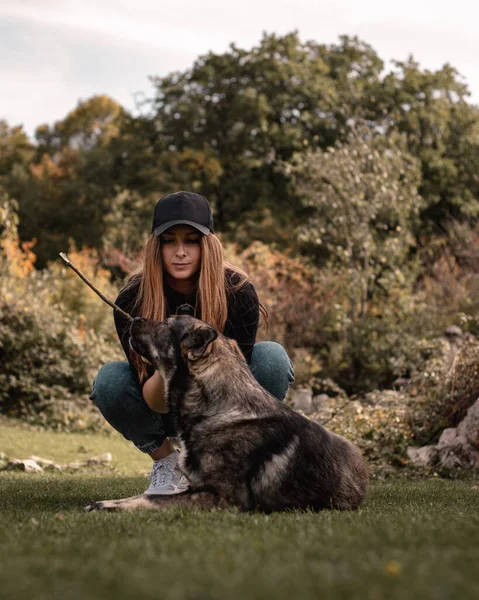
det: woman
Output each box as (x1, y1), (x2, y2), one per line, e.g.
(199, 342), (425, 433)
(90, 191), (295, 495)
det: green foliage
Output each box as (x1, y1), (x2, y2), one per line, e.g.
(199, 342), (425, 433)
(147, 33), (384, 235)
(35, 95), (125, 153)
(405, 336), (479, 445)
(2, 32), (479, 263)
(225, 240), (336, 351)
(5, 97), (126, 267)
(0, 121), (34, 177)
(3, 30), (479, 457)
(373, 59), (479, 229)
(294, 126), (422, 282)
(0, 195), (122, 430)
(289, 127), (426, 391)
(0, 298), (114, 431)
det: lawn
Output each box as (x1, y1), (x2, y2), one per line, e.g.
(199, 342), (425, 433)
(0, 418), (478, 600)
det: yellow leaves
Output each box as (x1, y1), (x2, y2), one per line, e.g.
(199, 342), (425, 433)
(1, 236), (37, 279)
(385, 560), (402, 577)
(0, 195), (37, 280)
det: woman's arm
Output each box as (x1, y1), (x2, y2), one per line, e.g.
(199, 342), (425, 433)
(225, 278), (260, 363)
(142, 370), (168, 413)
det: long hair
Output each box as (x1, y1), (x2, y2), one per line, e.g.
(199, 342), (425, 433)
(123, 233), (268, 383)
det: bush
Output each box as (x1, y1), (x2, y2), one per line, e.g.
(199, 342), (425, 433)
(405, 335), (479, 445)
(223, 240), (338, 351)
(0, 193), (123, 430)
(0, 298), (120, 431)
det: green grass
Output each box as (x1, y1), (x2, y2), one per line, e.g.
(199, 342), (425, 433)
(1, 418), (478, 600)
(0, 417), (151, 476)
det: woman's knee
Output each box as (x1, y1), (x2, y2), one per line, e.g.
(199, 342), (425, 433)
(90, 361), (138, 411)
(250, 341), (295, 401)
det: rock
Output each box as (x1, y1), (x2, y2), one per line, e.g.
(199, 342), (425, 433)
(311, 394), (332, 419)
(437, 428), (457, 449)
(289, 387), (313, 414)
(64, 452), (113, 470)
(7, 459), (43, 473)
(87, 452), (112, 465)
(28, 455), (56, 467)
(437, 435), (474, 470)
(362, 389), (407, 408)
(63, 461), (84, 470)
(443, 325), (463, 340)
(407, 445), (437, 467)
(27, 455), (62, 471)
(1, 452), (113, 473)
(408, 398), (479, 471)
(457, 398), (479, 449)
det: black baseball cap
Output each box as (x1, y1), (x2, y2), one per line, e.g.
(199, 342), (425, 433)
(152, 191), (214, 236)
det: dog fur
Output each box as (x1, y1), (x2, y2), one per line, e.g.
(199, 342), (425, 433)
(86, 316), (369, 513)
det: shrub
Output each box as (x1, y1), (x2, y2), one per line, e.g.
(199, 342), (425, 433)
(405, 335), (479, 445)
(0, 193), (123, 430)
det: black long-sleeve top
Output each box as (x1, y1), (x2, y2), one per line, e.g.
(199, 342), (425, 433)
(114, 269), (259, 377)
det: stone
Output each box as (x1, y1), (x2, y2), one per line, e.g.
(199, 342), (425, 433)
(437, 428), (457, 449)
(443, 325), (463, 340)
(407, 445), (437, 467)
(7, 459), (43, 473)
(289, 387), (313, 414)
(28, 455), (56, 467)
(407, 398), (479, 472)
(457, 398), (479, 449)
(311, 394), (332, 419)
(87, 452), (112, 465)
(64, 452), (113, 470)
(362, 389), (407, 408)
(436, 435), (472, 470)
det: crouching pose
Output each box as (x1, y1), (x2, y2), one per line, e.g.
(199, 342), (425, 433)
(87, 315), (369, 513)
(90, 191), (294, 497)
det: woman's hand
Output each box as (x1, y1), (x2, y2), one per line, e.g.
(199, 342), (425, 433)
(142, 370), (168, 413)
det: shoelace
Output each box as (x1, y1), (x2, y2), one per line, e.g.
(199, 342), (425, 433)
(148, 456), (177, 488)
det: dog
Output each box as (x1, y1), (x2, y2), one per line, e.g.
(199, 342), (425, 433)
(86, 315), (369, 513)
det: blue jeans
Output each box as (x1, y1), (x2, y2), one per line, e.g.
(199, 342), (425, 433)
(90, 341), (294, 454)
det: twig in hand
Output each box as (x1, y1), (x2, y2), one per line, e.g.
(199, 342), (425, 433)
(59, 252), (133, 322)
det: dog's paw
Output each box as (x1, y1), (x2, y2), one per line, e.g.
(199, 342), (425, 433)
(85, 500), (119, 512)
(84, 494), (152, 512)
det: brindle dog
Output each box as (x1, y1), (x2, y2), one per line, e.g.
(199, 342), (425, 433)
(86, 315), (369, 513)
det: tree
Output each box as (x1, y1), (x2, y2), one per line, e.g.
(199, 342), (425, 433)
(147, 33), (384, 235)
(7, 97), (126, 266)
(292, 126), (425, 390)
(0, 121), (34, 178)
(294, 125), (423, 319)
(35, 95), (125, 154)
(370, 59), (479, 231)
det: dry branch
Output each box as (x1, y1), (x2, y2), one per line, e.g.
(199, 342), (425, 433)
(59, 252), (133, 322)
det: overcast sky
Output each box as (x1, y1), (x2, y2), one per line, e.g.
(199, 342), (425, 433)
(1, 0), (478, 139)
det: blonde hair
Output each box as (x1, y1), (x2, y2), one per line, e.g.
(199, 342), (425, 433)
(123, 232), (267, 382)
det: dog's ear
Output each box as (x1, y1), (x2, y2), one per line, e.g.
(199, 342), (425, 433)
(181, 326), (218, 362)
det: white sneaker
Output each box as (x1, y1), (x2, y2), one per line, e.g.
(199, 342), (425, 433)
(144, 450), (189, 495)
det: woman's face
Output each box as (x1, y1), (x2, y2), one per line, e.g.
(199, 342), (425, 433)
(160, 225), (202, 282)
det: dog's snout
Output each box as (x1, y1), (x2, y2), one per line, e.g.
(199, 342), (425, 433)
(130, 316), (145, 335)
